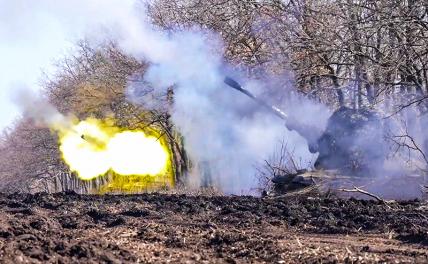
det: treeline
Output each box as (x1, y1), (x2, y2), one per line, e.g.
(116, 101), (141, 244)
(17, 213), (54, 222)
(0, 43), (189, 193)
(0, 0), (427, 192)
(149, 0), (428, 106)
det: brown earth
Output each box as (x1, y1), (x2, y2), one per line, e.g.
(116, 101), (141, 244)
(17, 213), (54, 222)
(0, 191), (427, 263)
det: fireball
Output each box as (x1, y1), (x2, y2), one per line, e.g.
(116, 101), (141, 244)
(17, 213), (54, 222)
(108, 131), (168, 176)
(58, 118), (170, 181)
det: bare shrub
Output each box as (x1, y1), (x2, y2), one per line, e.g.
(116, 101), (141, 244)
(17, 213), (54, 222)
(256, 139), (309, 195)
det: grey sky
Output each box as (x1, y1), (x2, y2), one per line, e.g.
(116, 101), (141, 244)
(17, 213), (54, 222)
(0, 0), (136, 130)
(0, 1), (67, 129)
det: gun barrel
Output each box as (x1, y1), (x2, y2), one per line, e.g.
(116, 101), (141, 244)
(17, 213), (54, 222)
(223, 76), (321, 152)
(224, 77), (288, 121)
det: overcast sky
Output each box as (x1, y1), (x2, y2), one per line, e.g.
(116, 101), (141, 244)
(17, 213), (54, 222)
(0, 0), (137, 130)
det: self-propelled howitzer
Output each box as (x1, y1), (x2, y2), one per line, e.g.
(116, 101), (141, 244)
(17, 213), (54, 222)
(223, 77), (385, 174)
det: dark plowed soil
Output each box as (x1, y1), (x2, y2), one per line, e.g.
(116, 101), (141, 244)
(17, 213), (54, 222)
(0, 192), (427, 263)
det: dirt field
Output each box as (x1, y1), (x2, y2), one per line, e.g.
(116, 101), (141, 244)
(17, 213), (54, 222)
(0, 192), (427, 263)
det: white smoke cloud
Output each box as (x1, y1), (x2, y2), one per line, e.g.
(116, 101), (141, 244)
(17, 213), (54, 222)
(109, 6), (328, 193)
(15, 0), (425, 198)
(10, 85), (72, 130)
(2, 0), (330, 194)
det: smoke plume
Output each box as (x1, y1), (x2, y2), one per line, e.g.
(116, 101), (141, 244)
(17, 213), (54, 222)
(11, 86), (72, 131)
(8, 1), (427, 197)
(6, 1), (328, 194)
(112, 5), (330, 194)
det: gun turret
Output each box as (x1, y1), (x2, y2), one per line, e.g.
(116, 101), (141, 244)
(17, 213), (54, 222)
(224, 77), (388, 175)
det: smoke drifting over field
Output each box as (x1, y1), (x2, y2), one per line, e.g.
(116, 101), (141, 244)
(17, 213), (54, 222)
(8, 0), (428, 196)
(115, 4), (427, 196)
(115, 5), (330, 193)
(12, 87), (72, 130)
(7, 0), (327, 194)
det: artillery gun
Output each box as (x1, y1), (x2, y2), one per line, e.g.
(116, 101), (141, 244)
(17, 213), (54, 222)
(224, 77), (385, 184)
